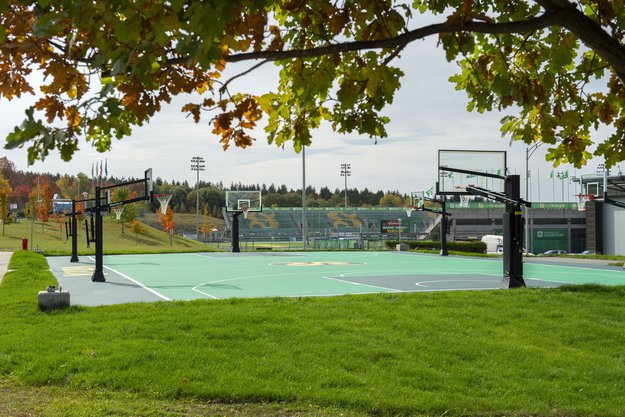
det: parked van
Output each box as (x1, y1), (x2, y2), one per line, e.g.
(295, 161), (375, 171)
(481, 235), (503, 254)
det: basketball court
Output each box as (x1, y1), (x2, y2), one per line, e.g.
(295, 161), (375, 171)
(46, 252), (625, 306)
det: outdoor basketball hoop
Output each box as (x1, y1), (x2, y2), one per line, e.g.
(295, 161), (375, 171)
(112, 205), (125, 221)
(154, 193), (172, 215)
(576, 193), (595, 212)
(403, 206), (415, 217)
(459, 195), (472, 208)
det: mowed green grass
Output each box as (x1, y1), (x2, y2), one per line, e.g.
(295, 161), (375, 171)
(2, 252), (625, 416)
(0, 215), (216, 255)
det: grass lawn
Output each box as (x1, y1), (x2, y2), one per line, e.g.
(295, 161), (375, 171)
(1, 251), (625, 416)
(0, 216), (217, 255)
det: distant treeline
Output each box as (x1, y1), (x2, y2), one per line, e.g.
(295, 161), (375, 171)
(1, 157), (410, 219)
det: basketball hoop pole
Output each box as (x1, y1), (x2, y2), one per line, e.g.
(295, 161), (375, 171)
(67, 195), (99, 263)
(70, 199), (79, 263)
(502, 175), (525, 289)
(231, 211), (242, 252)
(442, 166), (530, 289)
(90, 171), (154, 283)
(91, 185), (106, 282)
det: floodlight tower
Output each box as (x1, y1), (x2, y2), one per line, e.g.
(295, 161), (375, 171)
(340, 163), (351, 207)
(191, 156), (205, 240)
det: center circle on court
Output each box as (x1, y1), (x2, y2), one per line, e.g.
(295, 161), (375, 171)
(271, 261), (365, 267)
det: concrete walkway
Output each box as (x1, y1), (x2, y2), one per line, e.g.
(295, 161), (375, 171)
(0, 252), (13, 284)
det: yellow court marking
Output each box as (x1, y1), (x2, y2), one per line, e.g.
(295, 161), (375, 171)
(272, 261), (364, 267)
(62, 266), (106, 277)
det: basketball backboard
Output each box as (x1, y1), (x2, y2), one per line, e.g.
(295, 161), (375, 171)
(225, 190), (262, 212)
(438, 150), (507, 195)
(411, 192), (425, 209)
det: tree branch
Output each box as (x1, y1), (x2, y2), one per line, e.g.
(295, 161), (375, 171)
(221, 14), (560, 64)
(537, 0), (625, 82)
(219, 60), (270, 95)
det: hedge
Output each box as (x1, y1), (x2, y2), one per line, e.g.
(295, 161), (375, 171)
(385, 240), (487, 254)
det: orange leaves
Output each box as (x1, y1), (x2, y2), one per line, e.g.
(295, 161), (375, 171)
(40, 61), (88, 99)
(64, 106), (82, 128)
(35, 96), (65, 123)
(328, 14), (348, 35)
(268, 25), (284, 51)
(158, 206), (175, 233)
(211, 95), (263, 150)
(181, 103), (201, 123)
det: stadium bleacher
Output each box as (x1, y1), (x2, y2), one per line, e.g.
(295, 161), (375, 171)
(235, 207), (435, 240)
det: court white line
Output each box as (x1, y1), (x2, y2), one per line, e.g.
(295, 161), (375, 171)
(191, 287), (219, 299)
(87, 256), (171, 302)
(323, 276), (402, 293)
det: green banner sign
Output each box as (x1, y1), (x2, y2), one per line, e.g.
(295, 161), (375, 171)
(534, 228), (568, 240)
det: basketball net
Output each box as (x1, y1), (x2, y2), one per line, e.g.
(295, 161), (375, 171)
(155, 194), (172, 215)
(112, 205), (125, 221)
(459, 195), (471, 208)
(241, 205), (249, 219)
(403, 206), (415, 217)
(577, 194), (594, 212)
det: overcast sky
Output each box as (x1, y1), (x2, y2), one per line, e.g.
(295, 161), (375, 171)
(0, 35), (618, 203)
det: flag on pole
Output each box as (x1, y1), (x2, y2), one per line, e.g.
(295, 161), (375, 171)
(105, 159), (108, 177)
(425, 187), (433, 198)
(562, 170), (569, 179)
(549, 170), (554, 179)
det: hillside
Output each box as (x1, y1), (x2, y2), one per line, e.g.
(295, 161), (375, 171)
(140, 212), (225, 237)
(0, 215), (217, 255)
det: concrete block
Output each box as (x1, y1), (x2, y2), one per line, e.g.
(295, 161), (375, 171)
(38, 286), (70, 310)
(396, 243), (409, 251)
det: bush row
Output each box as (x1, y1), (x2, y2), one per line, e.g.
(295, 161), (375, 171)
(385, 240), (487, 254)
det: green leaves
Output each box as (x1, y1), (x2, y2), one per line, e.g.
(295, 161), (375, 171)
(2, 0), (625, 169)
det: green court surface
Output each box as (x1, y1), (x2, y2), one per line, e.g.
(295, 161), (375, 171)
(47, 252), (625, 306)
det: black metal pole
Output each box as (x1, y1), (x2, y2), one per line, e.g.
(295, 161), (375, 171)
(91, 187), (106, 282)
(502, 175), (526, 288)
(70, 200), (79, 263)
(232, 212), (241, 253)
(440, 199), (448, 256)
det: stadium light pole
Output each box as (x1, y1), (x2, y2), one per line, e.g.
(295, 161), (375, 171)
(340, 163), (351, 207)
(302, 146), (308, 249)
(524, 143), (542, 254)
(191, 156), (205, 240)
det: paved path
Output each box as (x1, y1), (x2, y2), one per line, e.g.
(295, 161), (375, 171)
(0, 252), (13, 284)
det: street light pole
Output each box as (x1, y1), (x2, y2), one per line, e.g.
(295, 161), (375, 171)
(525, 143), (542, 254)
(340, 163), (351, 208)
(191, 156), (205, 240)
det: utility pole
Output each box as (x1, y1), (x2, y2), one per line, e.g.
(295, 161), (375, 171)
(340, 163), (351, 208)
(191, 156), (205, 240)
